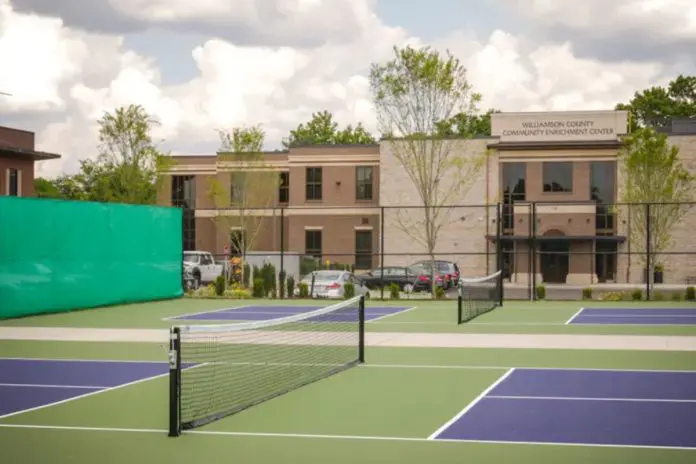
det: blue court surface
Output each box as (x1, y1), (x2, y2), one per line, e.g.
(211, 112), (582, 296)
(0, 358), (173, 419)
(568, 307), (696, 325)
(167, 304), (415, 322)
(430, 367), (696, 449)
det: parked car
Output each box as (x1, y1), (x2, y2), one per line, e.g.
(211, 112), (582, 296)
(361, 266), (444, 293)
(360, 266), (422, 291)
(183, 251), (226, 289)
(410, 260), (460, 289)
(295, 270), (371, 299)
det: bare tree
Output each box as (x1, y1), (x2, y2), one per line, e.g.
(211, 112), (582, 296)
(206, 125), (280, 284)
(369, 45), (487, 295)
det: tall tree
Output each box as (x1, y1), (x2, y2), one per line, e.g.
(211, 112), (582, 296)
(369, 45), (487, 295)
(618, 127), (695, 283)
(435, 108), (500, 137)
(283, 110), (376, 147)
(91, 104), (173, 204)
(206, 125), (280, 273)
(616, 75), (696, 132)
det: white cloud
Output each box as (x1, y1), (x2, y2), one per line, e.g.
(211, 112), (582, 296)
(0, 0), (682, 180)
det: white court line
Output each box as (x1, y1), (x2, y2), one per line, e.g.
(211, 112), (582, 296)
(366, 306), (418, 324)
(486, 395), (696, 403)
(581, 314), (696, 318)
(564, 307), (585, 325)
(0, 424), (693, 451)
(0, 383), (107, 389)
(426, 368), (516, 440)
(3, 358), (696, 374)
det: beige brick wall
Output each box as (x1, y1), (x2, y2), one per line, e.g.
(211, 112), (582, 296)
(616, 134), (696, 284)
(379, 138), (497, 277)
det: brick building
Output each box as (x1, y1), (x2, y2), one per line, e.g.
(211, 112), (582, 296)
(0, 126), (62, 197)
(157, 145), (381, 270)
(380, 110), (696, 285)
(159, 110), (696, 285)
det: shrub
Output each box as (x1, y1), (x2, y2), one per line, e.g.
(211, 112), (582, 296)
(631, 289), (643, 301)
(390, 283), (400, 300)
(598, 291), (623, 301)
(435, 286), (446, 299)
(260, 262), (276, 297)
(671, 292), (683, 301)
(686, 286), (695, 301)
(252, 277), (265, 298)
(223, 288), (252, 299)
(242, 263), (250, 287)
(536, 284), (546, 300)
(344, 281), (355, 299)
(287, 276), (295, 298)
(214, 275), (226, 296)
(582, 288), (592, 300)
(652, 291), (665, 301)
(299, 282), (309, 298)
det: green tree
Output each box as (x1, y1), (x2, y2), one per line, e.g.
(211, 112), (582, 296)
(618, 127), (695, 283)
(435, 108), (500, 137)
(282, 110), (376, 147)
(369, 45), (487, 295)
(616, 75), (696, 132)
(207, 125), (281, 282)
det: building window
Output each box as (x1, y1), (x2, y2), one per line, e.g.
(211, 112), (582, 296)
(354, 230), (373, 269)
(279, 172), (289, 204)
(7, 168), (19, 196)
(591, 161), (617, 230)
(356, 166), (373, 201)
(171, 175), (196, 251)
(305, 167), (322, 201)
(542, 162), (573, 193)
(501, 163), (526, 232)
(305, 229), (322, 259)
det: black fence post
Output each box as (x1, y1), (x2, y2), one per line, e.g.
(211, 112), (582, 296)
(279, 207), (285, 299)
(646, 203), (651, 301)
(380, 207), (385, 300)
(531, 202), (537, 301)
(496, 202), (504, 306)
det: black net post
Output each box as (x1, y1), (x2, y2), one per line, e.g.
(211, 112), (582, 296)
(168, 327), (182, 437)
(496, 202), (504, 306)
(457, 294), (463, 324)
(358, 295), (365, 363)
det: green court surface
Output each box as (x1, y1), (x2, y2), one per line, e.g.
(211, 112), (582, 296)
(2, 297), (696, 336)
(1, 341), (695, 464)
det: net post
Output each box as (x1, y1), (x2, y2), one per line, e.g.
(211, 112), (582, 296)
(168, 327), (181, 437)
(358, 295), (365, 363)
(457, 294), (463, 325)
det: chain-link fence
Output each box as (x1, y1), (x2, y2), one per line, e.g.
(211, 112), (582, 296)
(183, 201), (696, 301)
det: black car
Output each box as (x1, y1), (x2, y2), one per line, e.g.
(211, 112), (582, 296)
(360, 266), (444, 292)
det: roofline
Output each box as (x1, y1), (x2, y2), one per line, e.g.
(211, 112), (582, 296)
(0, 146), (62, 160)
(0, 125), (34, 135)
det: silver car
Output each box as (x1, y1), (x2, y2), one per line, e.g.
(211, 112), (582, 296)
(296, 270), (371, 299)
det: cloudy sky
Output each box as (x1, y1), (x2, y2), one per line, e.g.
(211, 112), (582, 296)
(1, 0), (694, 178)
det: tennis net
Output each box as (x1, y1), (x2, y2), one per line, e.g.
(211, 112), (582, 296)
(168, 295), (365, 437)
(457, 270), (502, 324)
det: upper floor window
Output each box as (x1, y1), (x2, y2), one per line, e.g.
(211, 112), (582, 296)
(542, 162), (573, 193)
(590, 161), (616, 204)
(305, 229), (322, 258)
(501, 162), (526, 203)
(7, 168), (19, 196)
(356, 166), (373, 201)
(278, 172), (289, 204)
(306, 167), (322, 201)
(171, 175), (195, 208)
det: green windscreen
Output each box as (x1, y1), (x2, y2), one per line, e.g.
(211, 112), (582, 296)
(0, 196), (183, 319)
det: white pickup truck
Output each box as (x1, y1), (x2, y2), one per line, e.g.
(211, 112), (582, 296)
(183, 251), (226, 289)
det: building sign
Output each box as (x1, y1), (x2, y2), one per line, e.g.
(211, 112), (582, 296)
(491, 111), (628, 143)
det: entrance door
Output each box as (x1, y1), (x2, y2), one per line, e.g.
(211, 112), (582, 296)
(539, 239), (570, 283)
